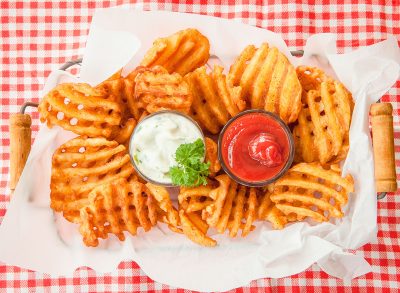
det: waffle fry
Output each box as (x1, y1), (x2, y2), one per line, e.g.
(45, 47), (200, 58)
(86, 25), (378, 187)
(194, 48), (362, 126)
(95, 69), (149, 144)
(270, 163), (354, 222)
(50, 136), (134, 222)
(179, 184), (214, 213)
(141, 28), (210, 76)
(205, 137), (221, 176)
(185, 65), (244, 134)
(296, 66), (328, 92)
(38, 83), (122, 138)
(134, 66), (193, 115)
(294, 66), (354, 164)
(179, 209), (217, 247)
(146, 183), (180, 231)
(228, 43), (302, 123)
(96, 70), (134, 119)
(179, 176), (261, 244)
(211, 65), (246, 117)
(109, 118), (137, 145)
(257, 189), (288, 229)
(79, 177), (158, 247)
(98, 67), (152, 121)
(206, 176), (257, 237)
(179, 185), (216, 246)
(180, 175), (257, 238)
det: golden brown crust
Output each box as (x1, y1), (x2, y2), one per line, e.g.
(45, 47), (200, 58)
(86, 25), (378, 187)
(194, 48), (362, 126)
(79, 178), (158, 247)
(134, 66), (192, 115)
(38, 83), (122, 138)
(293, 66), (354, 164)
(141, 28), (210, 76)
(228, 43), (302, 123)
(185, 65), (243, 134)
(270, 163), (354, 223)
(50, 136), (135, 223)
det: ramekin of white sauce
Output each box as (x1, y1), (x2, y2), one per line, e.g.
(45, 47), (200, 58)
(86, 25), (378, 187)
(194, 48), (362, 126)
(129, 111), (204, 185)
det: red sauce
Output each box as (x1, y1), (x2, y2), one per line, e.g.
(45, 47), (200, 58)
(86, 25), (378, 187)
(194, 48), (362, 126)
(221, 113), (291, 183)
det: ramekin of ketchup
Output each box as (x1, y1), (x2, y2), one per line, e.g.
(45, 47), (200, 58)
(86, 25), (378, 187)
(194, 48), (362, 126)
(218, 110), (294, 187)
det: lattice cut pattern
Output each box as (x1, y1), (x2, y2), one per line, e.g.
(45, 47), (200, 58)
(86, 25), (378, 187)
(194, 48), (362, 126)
(134, 66), (192, 115)
(228, 43), (302, 123)
(185, 65), (243, 134)
(294, 66), (354, 164)
(79, 178), (158, 247)
(38, 83), (122, 138)
(50, 136), (134, 223)
(270, 163), (354, 222)
(141, 28), (210, 76)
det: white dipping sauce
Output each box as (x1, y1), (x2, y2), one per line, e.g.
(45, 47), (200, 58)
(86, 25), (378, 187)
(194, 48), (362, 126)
(130, 112), (204, 184)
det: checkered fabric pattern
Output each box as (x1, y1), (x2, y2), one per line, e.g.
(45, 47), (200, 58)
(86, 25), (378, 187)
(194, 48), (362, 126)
(1, 1), (399, 292)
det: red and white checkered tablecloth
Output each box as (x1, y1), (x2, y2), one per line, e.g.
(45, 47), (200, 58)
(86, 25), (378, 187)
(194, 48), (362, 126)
(1, 1), (399, 292)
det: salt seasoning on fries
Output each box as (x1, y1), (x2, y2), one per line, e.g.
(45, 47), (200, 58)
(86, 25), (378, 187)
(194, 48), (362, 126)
(39, 28), (355, 247)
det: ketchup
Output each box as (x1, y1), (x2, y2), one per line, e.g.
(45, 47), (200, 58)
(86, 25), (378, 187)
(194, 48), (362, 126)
(220, 112), (291, 183)
(248, 133), (283, 167)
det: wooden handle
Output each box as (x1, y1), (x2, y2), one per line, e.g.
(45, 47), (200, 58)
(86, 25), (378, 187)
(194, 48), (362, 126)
(370, 103), (397, 193)
(10, 113), (32, 191)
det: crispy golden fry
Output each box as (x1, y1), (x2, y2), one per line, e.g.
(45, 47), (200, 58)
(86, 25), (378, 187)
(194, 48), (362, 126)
(185, 65), (244, 134)
(205, 137), (221, 176)
(97, 66), (153, 121)
(141, 28), (210, 76)
(96, 67), (155, 144)
(196, 175), (231, 227)
(257, 189), (288, 229)
(184, 209), (209, 235)
(134, 66), (193, 115)
(230, 186), (258, 237)
(294, 66), (354, 164)
(270, 163), (354, 222)
(38, 83), (122, 138)
(50, 136), (134, 222)
(96, 70), (134, 119)
(179, 191), (216, 246)
(180, 175), (258, 238)
(211, 65), (246, 116)
(179, 184), (214, 213)
(296, 66), (328, 92)
(179, 175), (259, 244)
(146, 183), (180, 230)
(109, 118), (137, 145)
(179, 210), (217, 247)
(228, 43), (302, 123)
(79, 177), (158, 247)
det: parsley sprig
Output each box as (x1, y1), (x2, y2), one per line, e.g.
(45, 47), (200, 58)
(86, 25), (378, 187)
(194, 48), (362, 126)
(169, 138), (210, 187)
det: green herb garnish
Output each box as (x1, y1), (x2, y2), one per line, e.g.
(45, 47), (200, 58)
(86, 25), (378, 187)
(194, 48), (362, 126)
(169, 138), (210, 187)
(133, 153), (140, 164)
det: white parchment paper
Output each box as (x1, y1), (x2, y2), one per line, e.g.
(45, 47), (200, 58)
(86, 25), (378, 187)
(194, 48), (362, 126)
(1, 8), (400, 292)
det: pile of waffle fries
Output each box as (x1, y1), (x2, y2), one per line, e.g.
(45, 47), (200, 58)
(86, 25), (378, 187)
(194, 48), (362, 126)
(38, 28), (354, 247)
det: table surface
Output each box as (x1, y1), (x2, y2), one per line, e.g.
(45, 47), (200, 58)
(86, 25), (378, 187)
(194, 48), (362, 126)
(1, 1), (399, 292)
